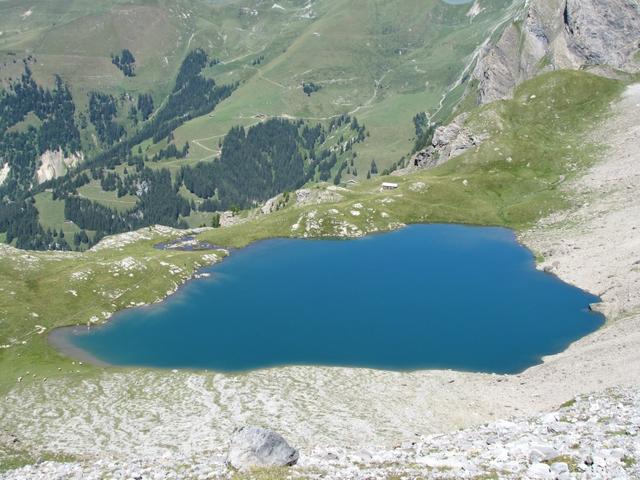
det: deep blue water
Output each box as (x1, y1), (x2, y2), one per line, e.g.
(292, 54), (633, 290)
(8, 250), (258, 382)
(58, 225), (603, 374)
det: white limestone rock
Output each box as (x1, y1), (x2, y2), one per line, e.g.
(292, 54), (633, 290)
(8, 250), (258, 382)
(226, 426), (299, 470)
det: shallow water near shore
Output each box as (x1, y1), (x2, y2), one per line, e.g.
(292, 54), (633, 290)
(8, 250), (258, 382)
(52, 225), (603, 374)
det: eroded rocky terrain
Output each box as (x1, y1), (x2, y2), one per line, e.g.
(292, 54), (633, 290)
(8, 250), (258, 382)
(2, 387), (638, 479)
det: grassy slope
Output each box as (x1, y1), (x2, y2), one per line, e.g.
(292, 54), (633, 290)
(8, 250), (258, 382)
(196, 71), (623, 246)
(0, 229), (227, 395)
(34, 192), (81, 239)
(0, 0), (319, 151)
(0, 0), (186, 96)
(0, 0), (521, 232)
(172, 0), (519, 173)
(77, 181), (138, 212)
(0, 71), (624, 398)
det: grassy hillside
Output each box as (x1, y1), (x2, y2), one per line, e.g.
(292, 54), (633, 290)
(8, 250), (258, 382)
(0, 71), (625, 396)
(0, 0), (524, 247)
(172, 0), (521, 172)
(193, 71), (623, 246)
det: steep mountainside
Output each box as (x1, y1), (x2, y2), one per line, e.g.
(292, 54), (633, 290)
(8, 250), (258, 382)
(472, 0), (640, 103)
(2, 70), (640, 479)
(1, 0), (639, 253)
(410, 0), (640, 169)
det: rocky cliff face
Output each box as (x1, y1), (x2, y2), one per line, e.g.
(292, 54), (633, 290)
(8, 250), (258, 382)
(410, 113), (487, 169)
(0, 163), (10, 186)
(35, 149), (83, 184)
(473, 0), (640, 104)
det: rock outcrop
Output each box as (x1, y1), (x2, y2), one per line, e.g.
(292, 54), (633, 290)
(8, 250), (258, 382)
(409, 113), (486, 169)
(35, 149), (83, 184)
(226, 426), (299, 470)
(473, 0), (640, 103)
(0, 162), (9, 186)
(409, 0), (640, 171)
(294, 186), (345, 207)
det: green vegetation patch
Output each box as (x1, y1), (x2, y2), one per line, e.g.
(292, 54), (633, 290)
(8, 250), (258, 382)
(232, 466), (310, 480)
(544, 455), (579, 473)
(34, 192), (81, 239)
(0, 446), (77, 474)
(0, 228), (228, 393)
(77, 181), (137, 213)
(196, 71), (624, 250)
(172, 0), (520, 172)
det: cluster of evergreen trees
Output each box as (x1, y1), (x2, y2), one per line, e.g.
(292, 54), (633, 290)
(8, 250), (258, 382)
(89, 92), (125, 146)
(0, 47), (380, 252)
(317, 150), (338, 181)
(72, 229), (90, 247)
(56, 48), (235, 190)
(111, 49), (136, 77)
(44, 48), (236, 239)
(137, 94), (154, 121)
(412, 112), (437, 153)
(181, 120), (312, 209)
(0, 48), (239, 251)
(152, 142), (189, 162)
(99, 171), (119, 191)
(64, 197), (129, 233)
(0, 67), (80, 201)
(302, 82), (322, 96)
(150, 49), (235, 143)
(88, 48), (235, 162)
(0, 199), (71, 250)
(181, 115), (368, 210)
(63, 167), (191, 236)
(50, 172), (91, 200)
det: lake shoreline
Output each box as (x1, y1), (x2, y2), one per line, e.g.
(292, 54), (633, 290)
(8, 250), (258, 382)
(47, 223), (604, 375)
(48, 326), (111, 367)
(41, 85), (640, 434)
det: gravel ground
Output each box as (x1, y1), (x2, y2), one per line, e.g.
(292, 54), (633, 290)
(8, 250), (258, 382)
(3, 387), (639, 479)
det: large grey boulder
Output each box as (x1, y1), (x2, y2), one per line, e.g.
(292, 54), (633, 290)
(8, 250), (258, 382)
(226, 426), (299, 470)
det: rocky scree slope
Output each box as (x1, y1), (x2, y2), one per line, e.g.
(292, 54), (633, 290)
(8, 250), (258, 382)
(1, 387), (639, 479)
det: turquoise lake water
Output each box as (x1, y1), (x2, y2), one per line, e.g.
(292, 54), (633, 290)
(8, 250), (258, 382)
(55, 225), (603, 374)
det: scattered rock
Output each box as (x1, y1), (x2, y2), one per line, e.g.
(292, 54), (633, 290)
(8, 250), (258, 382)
(0, 162), (10, 186)
(295, 187), (343, 207)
